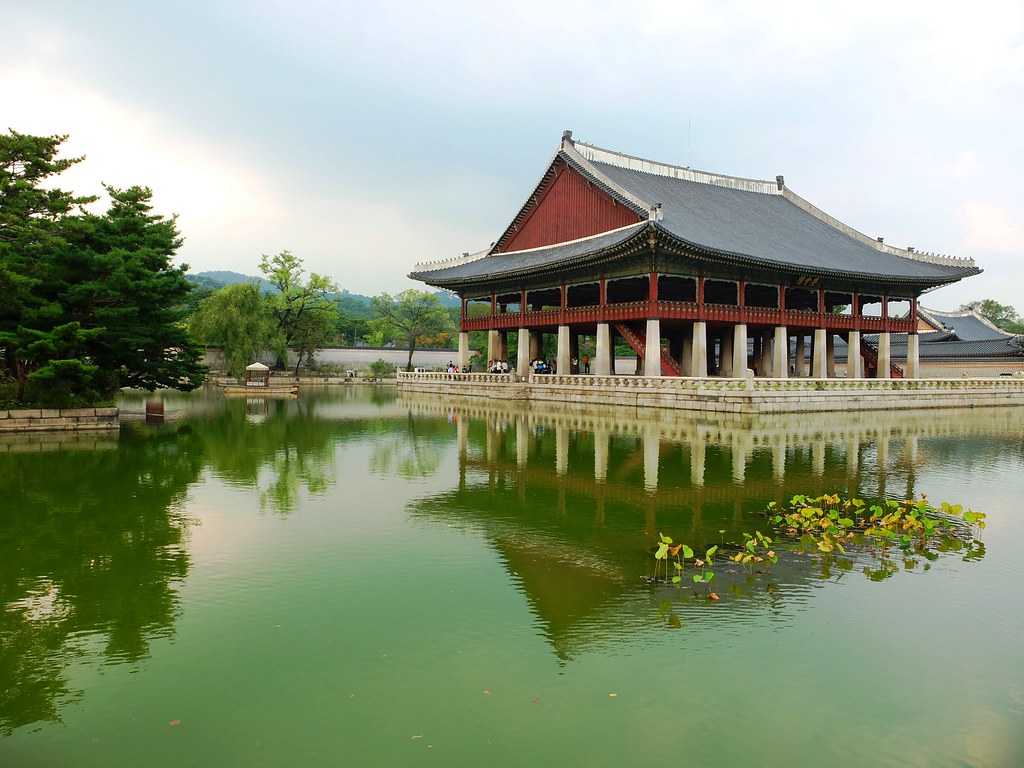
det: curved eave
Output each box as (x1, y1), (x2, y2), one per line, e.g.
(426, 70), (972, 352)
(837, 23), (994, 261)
(412, 221), (980, 294)
(411, 225), (650, 290)
(654, 228), (982, 291)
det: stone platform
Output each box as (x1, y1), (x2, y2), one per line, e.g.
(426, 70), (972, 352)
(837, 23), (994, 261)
(396, 371), (1024, 414)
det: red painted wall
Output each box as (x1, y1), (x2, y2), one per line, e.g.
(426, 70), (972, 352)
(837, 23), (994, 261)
(497, 163), (642, 253)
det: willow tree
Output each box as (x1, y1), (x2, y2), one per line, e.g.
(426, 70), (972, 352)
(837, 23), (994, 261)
(189, 282), (276, 378)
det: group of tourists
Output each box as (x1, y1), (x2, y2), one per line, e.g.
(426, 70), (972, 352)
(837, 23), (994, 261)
(447, 355), (592, 376)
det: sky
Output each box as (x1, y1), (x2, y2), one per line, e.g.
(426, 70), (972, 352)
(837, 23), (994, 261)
(3, 0), (1022, 311)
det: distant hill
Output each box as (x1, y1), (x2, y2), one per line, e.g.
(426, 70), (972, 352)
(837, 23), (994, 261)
(186, 271), (460, 309)
(187, 270), (275, 293)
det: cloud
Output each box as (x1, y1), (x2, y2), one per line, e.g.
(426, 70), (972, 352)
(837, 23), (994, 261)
(958, 200), (1024, 254)
(3, 67), (282, 261)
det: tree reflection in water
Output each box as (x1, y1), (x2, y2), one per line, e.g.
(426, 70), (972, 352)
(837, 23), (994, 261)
(0, 427), (201, 734)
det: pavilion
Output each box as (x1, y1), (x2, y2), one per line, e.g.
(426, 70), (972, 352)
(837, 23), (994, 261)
(410, 132), (980, 379)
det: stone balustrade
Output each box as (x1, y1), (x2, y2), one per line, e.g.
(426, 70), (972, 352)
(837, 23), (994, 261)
(395, 371), (1024, 413)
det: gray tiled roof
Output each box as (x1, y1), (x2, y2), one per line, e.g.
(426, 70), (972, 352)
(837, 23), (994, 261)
(411, 135), (980, 290)
(410, 224), (646, 285)
(918, 308), (1013, 341)
(588, 159), (975, 283)
(850, 335), (1024, 360)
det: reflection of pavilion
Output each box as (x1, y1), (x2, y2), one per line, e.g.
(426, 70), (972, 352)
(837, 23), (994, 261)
(402, 391), (1023, 511)
(404, 395), (1017, 659)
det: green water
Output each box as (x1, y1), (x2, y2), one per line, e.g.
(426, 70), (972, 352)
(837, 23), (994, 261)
(2, 385), (1023, 767)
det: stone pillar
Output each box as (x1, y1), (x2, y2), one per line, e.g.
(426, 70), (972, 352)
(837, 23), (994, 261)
(556, 325), (571, 376)
(772, 436), (785, 481)
(877, 332), (891, 379)
(486, 419), (499, 463)
(812, 328), (828, 378)
(498, 331), (509, 362)
(691, 321), (708, 377)
(720, 332), (734, 376)
(847, 331), (862, 378)
(731, 433), (746, 483)
(595, 322), (612, 375)
(457, 415), (468, 459)
(555, 425), (569, 475)
(643, 428), (660, 491)
(794, 335), (806, 377)
(773, 325), (788, 379)
(690, 435), (706, 487)
(732, 323), (748, 376)
(516, 328), (530, 378)
(645, 318), (662, 377)
(812, 438), (826, 476)
(594, 427), (609, 482)
(458, 332), (470, 370)
(487, 329), (500, 365)
(826, 334), (836, 378)
(759, 331), (772, 377)
(905, 333), (920, 379)
(516, 415), (528, 467)
(681, 330), (693, 376)
(846, 433), (860, 477)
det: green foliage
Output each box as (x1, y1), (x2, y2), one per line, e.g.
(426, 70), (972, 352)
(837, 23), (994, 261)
(190, 282), (276, 378)
(370, 290), (453, 371)
(766, 493), (986, 580)
(368, 359), (393, 378)
(731, 531), (778, 576)
(259, 250), (338, 372)
(0, 131), (207, 403)
(651, 533), (717, 600)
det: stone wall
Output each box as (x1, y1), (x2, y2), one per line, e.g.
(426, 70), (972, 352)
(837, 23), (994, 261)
(0, 407), (119, 433)
(396, 372), (1024, 414)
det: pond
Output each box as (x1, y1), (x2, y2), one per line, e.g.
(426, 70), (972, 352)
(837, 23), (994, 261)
(2, 385), (1023, 767)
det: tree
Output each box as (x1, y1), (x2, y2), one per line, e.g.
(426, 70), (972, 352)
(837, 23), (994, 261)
(0, 132), (206, 403)
(259, 250), (338, 373)
(58, 186), (206, 393)
(189, 282), (276, 378)
(958, 299), (1024, 333)
(369, 290), (453, 371)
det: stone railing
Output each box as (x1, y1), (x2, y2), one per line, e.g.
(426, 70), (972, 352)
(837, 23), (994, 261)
(396, 371), (517, 384)
(396, 370), (1024, 413)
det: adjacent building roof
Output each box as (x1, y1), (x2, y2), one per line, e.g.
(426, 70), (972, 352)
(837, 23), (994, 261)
(412, 132), (980, 291)
(917, 307), (1014, 341)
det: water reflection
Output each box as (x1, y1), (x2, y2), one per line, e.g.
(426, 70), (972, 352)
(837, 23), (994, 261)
(0, 387), (402, 734)
(0, 427), (200, 734)
(399, 392), (1015, 658)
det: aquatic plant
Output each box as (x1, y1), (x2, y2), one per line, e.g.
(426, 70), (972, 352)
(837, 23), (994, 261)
(731, 531), (777, 576)
(766, 493), (986, 580)
(767, 493), (985, 554)
(653, 533), (692, 584)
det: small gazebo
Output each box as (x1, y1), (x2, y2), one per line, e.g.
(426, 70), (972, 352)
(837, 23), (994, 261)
(244, 362), (271, 387)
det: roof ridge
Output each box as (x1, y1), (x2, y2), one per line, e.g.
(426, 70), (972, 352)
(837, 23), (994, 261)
(570, 138), (781, 194)
(412, 247), (491, 274)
